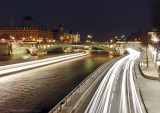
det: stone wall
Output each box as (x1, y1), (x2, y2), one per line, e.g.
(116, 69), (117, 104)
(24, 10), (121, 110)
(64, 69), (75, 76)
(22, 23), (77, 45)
(0, 43), (10, 56)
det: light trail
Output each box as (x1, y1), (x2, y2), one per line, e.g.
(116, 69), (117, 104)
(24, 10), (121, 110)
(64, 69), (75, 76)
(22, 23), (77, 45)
(85, 48), (145, 113)
(0, 53), (86, 70)
(0, 53), (88, 75)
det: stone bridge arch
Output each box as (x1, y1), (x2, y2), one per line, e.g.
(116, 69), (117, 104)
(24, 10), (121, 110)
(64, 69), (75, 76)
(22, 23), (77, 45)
(12, 46), (31, 54)
(11, 42), (37, 55)
(12, 46), (37, 55)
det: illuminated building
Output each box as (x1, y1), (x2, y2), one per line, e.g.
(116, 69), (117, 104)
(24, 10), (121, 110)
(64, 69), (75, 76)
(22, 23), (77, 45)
(148, 28), (159, 42)
(0, 16), (53, 43)
(0, 16), (80, 43)
(53, 24), (80, 43)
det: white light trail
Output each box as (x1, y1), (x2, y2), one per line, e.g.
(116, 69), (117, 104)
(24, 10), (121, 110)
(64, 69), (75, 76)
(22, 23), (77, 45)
(0, 53), (88, 75)
(0, 53), (86, 70)
(85, 55), (130, 113)
(85, 48), (145, 113)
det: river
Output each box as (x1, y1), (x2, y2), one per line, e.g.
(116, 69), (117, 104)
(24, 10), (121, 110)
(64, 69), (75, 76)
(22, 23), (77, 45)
(0, 53), (115, 113)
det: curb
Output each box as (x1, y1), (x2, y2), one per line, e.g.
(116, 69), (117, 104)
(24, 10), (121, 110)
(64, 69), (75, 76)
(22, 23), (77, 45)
(139, 63), (159, 81)
(134, 61), (148, 113)
(140, 51), (160, 81)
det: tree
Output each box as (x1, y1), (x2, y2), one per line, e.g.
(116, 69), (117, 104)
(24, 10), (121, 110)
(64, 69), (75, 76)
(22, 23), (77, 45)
(140, 31), (150, 68)
(128, 30), (150, 68)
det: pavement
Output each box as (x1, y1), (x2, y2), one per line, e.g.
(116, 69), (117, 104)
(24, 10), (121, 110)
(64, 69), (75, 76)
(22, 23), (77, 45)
(140, 49), (159, 80)
(137, 48), (160, 113)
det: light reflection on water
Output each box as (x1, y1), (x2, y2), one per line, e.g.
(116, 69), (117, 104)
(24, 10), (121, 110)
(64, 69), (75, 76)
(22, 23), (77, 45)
(0, 53), (115, 113)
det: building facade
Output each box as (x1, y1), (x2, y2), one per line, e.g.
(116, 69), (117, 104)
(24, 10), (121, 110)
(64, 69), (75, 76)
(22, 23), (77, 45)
(0, 16), (53, 43)
(0, 16), (80, 43)
(53, 24), (80, 43)
(0, 26), (53, 43)
(148, 28), (160, 42)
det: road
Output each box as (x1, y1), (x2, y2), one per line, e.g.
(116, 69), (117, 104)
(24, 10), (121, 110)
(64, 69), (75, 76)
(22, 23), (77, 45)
(85, 48), (146, 113)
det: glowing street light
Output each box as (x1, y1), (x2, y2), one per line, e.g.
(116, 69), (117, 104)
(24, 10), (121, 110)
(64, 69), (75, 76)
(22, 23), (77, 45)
(87, 35), (92, 39)
(86, 34), (92, 43)
(121, 35), (125, 38)
(154, 38), (158, 43)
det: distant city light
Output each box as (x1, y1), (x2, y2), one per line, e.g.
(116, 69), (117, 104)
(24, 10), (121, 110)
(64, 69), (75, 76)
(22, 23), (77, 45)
(11, 36), (15, 39)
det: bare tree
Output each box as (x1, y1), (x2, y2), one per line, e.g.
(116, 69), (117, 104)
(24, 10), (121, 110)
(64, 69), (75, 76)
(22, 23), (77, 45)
(140, 32), (150, 68)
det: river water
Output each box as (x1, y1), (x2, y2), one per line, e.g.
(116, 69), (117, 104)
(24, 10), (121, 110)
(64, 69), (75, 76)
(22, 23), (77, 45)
(0, 53), (115, 113)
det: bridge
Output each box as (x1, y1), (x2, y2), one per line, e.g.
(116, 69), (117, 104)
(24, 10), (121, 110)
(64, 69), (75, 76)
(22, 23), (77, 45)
(1, 42), (154, 113)
(0, 41), (141, 56)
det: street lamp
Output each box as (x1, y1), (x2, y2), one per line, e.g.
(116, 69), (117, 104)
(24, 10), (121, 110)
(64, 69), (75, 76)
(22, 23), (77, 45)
(86, 34), (92, 43)
(121, 35), (125, 38)
(87, 35), (92, 39)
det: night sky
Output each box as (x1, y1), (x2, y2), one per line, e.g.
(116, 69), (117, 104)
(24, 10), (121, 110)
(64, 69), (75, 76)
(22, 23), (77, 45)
(0, 0), (150, 41)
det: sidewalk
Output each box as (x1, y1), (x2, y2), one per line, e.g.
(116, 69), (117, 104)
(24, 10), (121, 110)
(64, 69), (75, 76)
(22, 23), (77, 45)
(140, 50), (159, 80)
(137, 49), (160, 113)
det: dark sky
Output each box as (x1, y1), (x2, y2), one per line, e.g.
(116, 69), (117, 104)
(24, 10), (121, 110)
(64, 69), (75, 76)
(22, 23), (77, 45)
(0, 0), (150, 41)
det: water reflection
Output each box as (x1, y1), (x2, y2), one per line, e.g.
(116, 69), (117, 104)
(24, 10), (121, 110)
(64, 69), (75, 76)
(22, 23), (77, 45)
(0, 53), (115, 113)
